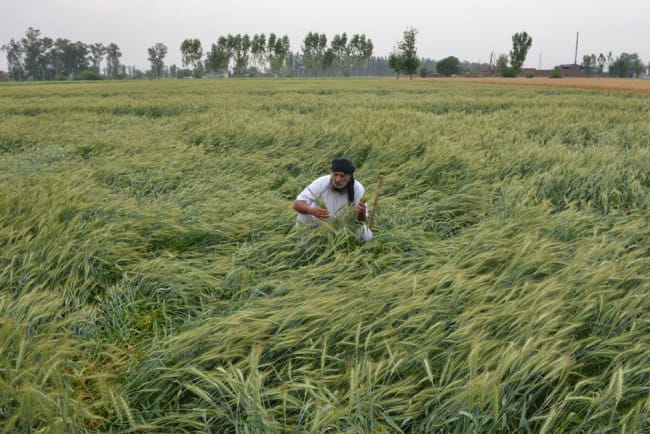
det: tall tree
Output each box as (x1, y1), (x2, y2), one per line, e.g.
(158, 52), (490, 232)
(582, 54), (597, 75)
(54, 39), (88, 78)
(251, 34), (267, 71)
(148, 42), (168, 79)
(268, 34), (290, 76)
(388, 50), (402, 78)
(226, 34), (251, 76)
(597, 53), (608, 74)
(330, 33), (349, 75)
(390, 27), (420, 79)
(89, 43), (106, 73)
(301, 32), (327, 76)
(207, 37), (231, 75)
(22, 27), (46, 80)
(105, 43), (122, 79)
(509, 31), (532, 75)
(180, 38), (203, 74)
(348, 34), (373, 76)
(39, 37), (54, 80)
(285, 50), (304, 77)
(1, 39), (25, 80)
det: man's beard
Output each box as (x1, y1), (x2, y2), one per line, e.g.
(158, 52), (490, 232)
(331, 181), (349, 192)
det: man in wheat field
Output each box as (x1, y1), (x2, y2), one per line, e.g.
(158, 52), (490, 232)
(293, 157), (372, 243)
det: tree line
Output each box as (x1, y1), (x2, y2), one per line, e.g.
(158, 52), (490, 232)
(0, 28), (376, 80)
(2, 27), (647, 81)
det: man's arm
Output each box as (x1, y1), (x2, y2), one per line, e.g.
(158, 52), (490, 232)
(293, 200), (329, 221)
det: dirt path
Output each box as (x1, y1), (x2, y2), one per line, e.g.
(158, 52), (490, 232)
(427, 76), (650, 95)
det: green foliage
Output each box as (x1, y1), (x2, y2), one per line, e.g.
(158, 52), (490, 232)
(180, 38), (203, 70)
(608, 52), (646, 78)
(1, 79), (650, 432)
(509, 31), (533, 75)
(550, 67), (563, 78)
(147, 42), (168, 79)
(207, 37), (231, 74)
(436, 56), (461, 76)
(496, 54), (515, 77)
(73, 70), (105, 80)
(389, 27), (420, 79)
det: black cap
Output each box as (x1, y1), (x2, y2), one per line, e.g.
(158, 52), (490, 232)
(331, 157), (355, 174)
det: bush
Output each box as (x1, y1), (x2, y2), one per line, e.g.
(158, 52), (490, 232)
(550, 67), (563, 79)
(74, 70), (105, 80)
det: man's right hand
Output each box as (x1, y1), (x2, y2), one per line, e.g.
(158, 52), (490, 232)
(310, 206), (329, 221)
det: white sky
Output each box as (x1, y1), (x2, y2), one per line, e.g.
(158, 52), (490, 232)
(1, 0), (649, 71)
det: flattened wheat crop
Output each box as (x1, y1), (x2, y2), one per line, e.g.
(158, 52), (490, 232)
(1, 78), (649, 432)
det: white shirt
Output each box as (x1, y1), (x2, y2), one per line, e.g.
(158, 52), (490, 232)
(296, 175), (365, 224)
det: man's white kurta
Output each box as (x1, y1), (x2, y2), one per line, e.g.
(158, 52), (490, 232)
(295, 175), (372, 242)
(295, 175), (365, 224)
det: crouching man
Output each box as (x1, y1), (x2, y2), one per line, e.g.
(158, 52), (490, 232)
(293, 157), (372, 243)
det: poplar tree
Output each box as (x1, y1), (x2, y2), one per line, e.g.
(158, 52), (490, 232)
(509, 31), (532, 75)
(148, 42), (167, 79)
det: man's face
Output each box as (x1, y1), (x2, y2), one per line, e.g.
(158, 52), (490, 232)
(330, 171), (351, 190)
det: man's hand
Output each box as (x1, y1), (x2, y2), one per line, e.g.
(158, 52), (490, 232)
(356, 202), (367, 221)
(311, 206), (329, 221)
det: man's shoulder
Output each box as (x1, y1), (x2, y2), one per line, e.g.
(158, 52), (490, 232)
(298, 175), (330, 198)
(310, 175), (331, 187)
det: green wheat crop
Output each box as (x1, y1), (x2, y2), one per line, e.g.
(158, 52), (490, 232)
(0, 78), (648, 432)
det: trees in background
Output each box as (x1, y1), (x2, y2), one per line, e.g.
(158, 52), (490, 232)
(148, 43), (168, 79)
(180, 38), (203, 78)
(89, 43), (106, 73)
(203, 33), (290, 77)
(105, 43), (122, 79)
(2, 38), (25, 80)
(496, 53), (514, 77)
(300, 32), (373, 77)
(495, 31), (532, 77)
(388, 27), (420, 79)
(302, 32), (328, 76)
(206, 37), (231, 76)
(1, 28), (122, 80)
(2, 27), (647, 81)
(267, 33), (290, 76)
(608, 53), (646, 77)
(436, 56), (461, 76)
(226, 34), (251, 77)
(250, 34), (267, 72)
(348, 34), (374, 76)
(509, 31), (532, 75)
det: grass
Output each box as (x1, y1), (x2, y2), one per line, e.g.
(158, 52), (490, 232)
(0, 78), (649, 432)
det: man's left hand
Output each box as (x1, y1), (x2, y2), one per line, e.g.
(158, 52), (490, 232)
(356, 202), (367, 221)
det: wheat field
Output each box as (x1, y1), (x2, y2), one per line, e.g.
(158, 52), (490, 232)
(1, 78), (649, 433)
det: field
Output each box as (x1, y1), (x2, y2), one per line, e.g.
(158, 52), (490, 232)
(1, 78), (649, 433)
(446, 76), (650, 95)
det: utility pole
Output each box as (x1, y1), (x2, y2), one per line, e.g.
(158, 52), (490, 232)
(574, 32), (579, 67)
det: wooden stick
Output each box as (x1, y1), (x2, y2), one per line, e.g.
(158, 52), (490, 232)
(368, 176), (384, 230)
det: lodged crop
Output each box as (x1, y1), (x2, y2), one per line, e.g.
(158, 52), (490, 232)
(0, 78), (649, 432)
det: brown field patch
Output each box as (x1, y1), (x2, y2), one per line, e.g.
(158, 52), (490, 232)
(426, 76), (650, 94)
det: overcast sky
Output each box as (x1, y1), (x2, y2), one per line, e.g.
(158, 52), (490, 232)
(1, 0), (649, 72)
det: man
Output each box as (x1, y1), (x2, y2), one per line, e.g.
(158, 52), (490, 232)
(293, 157), (372, 242)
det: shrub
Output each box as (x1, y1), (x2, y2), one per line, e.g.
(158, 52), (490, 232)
(74, 70), (105, 80)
